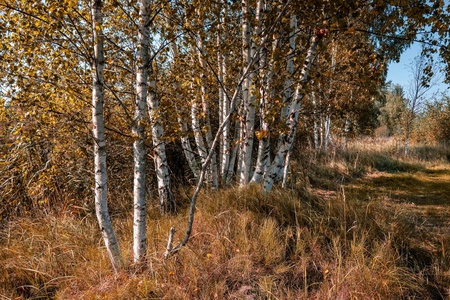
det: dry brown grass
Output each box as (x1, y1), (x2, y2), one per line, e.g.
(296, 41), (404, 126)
(1, 137), (449, 299)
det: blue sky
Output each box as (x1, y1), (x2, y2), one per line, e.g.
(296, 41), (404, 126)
(386, 42), (449, 97)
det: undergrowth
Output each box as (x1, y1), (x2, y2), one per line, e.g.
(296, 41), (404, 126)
(1, 138), (449, 299)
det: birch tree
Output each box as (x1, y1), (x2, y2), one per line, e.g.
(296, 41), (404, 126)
(91, 0), (123, 270)
(133, 0), (150, 263)
(195, 24), (219, 189)
(166, 1), (292, 254)
(263, 34), (319, 192)
(239, 0), (254, 186)
(250, 2), (275, 184)
(147, 62), (176, 214)
(218, 1), (231, 183)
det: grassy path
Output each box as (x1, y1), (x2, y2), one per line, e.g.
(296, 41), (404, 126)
(347, 166), (450, 235)
(344, 165), (450, 291)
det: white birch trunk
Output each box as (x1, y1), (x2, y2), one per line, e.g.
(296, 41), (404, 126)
(177, 109), (200, 177)
(281, 151), (291, 188)
(250, 81), (270, 184)
(344, 116), (351, 150)
(280, 15), (298, 121)
(237, 0), (251, 185)
(250, 132), (269, 184)
(324, 45), (336, 153)
(236, 118), (244, 181)
(312, 90), (320, 150)
(274, 14), (297, 162)
(263, 36), (318, 192)
(240, 0), (261, 186)
(319, 115), (324, 149)
(220, 55), (231, 182)
(220, 3), (231, 183)
(225, 118), (240, 184)
(91, 0), (123, 270)
(218, 9), (224, 142)
(132, 0), (150, 262)
(147, 65), (176, 214)
(404, 114), (413, 156)
(191, 93), (208, 167)
(196, 34), (219, 189)
(324, 114), (331, 152)
(250, 4), (273, 184)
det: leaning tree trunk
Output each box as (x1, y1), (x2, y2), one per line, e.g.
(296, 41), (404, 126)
(196, 31), (219, 189)
(132, 0), (150, 263)
(91, 0), (123, 270)
(147, 65), (176, 214)
(263, 36), (318, 192)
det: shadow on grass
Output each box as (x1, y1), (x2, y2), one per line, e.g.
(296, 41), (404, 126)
(370, 153), (424, 173)
(350, 168), (450, 206)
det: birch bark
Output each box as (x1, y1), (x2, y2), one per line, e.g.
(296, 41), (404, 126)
(225, 117), (241, 184)
(147, 65), (176, 214)
(240, 0), (260, 186)
(312, 90), (320, 150)
(250, 88), (270, 184)
(324, 114), (331, 152)
(132, 0), (150, 262)
(281, 151), (291, 188)
(196, 32), (219, 189)
(250, 2), (273, 184)
(177, 107), (200, 177)
(219, 2), (231, 183)
(273, 14), (297, 183)
(91, 0), (123, 270)
(344, 117), (351, 150)
(324, 45), (336, 153)
(280, 15), (298, 121)
(237, 0), (251, 185)
(191, 93), (208, 168)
